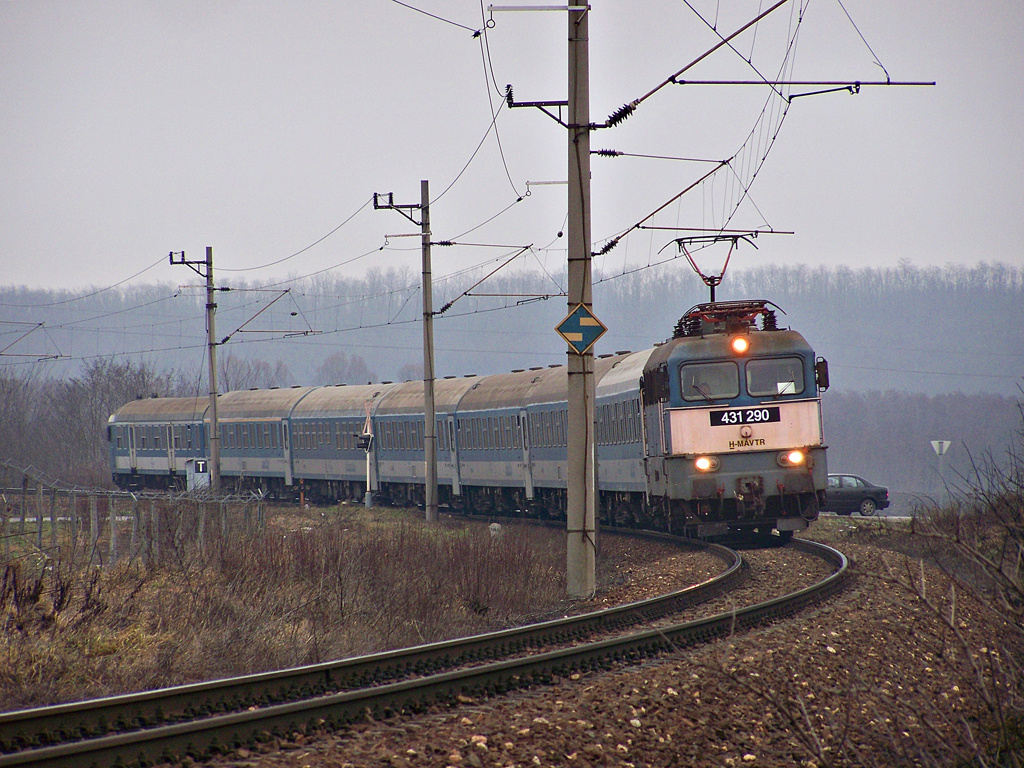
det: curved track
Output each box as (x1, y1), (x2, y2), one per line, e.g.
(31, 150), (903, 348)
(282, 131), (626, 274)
(0, 536), (847, 768)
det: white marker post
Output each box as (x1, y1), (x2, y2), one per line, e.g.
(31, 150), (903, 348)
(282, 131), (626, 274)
(931, 440), (952, 500)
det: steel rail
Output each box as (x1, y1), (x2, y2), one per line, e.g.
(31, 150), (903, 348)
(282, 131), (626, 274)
(0, 539), (847, 768)
(0, 533), (740, 757)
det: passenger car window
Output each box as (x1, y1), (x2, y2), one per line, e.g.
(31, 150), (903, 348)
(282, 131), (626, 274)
(746, 357), (805, 397)
(680, 362), (739, 402)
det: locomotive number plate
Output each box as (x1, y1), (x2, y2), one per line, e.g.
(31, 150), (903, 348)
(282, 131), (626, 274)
(709, 407), (781, 426)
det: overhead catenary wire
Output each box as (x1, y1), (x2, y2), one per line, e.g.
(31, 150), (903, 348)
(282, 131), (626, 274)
(0, 255), (167, 309)
(390, 0), (482, 36)
(835, 0), (891, 82)
(680, 0), (792, 100)
(14, 283), (1020, 384)
(474, 1), (523, 198)
(5, 1), (523, 321)
(436, 246), (532, 315)
(604, 0), (793, 127)
(594, 161), (730, 257)
(592, 0), (809, 262)
(428, 99), (514, 205)
(218, 197), (374, 273)
(3, 2), (939, 380)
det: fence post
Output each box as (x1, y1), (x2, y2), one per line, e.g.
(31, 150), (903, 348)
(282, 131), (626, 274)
(70, 491), (78, 551)
(108, 496), (118, 567)
(36, 482), (44, 550)
(198, 502), (206, 554)
(257, 498), (265, 532)
(150, 499), (159, 566)
(50, 487), (58, 552)
(90, 494), (99, 563)
(19, 476), (27, 535)
(131, 497), (140, 560)
(221, 501), (229, 540)
(1, 503), (7, 560)
(173, 502), (182, 554)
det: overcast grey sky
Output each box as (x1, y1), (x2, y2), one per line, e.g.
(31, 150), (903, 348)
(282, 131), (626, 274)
(2, 1), (1022, 292)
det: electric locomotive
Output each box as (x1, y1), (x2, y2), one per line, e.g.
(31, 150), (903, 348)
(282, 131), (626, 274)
(633, 299), (828, 537)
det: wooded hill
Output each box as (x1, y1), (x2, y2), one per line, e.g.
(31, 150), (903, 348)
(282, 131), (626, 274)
(1, 261), (1021, 493)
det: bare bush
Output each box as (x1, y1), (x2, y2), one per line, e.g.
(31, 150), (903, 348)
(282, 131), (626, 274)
(0, 506), (570, 710)
(895, 425), (1024, 766)
(718, 412), (1024, 766)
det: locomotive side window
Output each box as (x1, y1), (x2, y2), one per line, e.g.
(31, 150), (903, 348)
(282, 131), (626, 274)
(746, 357), (805, 397)
(680, 362), (739, 402)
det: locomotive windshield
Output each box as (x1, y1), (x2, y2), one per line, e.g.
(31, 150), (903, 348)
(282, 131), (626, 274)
(746, 356), (805, 397)
(680, 361), (739, 402)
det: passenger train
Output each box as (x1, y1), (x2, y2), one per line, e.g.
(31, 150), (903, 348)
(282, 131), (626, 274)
(108, 300), (830, 538)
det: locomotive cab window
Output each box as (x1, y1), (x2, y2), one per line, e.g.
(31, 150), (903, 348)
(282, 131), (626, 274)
(746, 357), (805, 397)
(680, 362), (739, 402)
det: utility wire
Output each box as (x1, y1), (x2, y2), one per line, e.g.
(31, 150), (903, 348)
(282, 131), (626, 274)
(603, 0), (792, 127)
(430, 102), (507, 204)
(390, 0), (481, 36)
(258, 244), (386, 288)
(0, 255), (167, 308)
(681, 0), (787, 99)
(430, 20), (522, 204)
(835, 0), (891, 82)
(218, 197), (373, 273)
(44, 294), (182, 330)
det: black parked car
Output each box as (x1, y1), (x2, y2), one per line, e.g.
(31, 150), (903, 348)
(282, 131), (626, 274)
(825, 474), (890, 516)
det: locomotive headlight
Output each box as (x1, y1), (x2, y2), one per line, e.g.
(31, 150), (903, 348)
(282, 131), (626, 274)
(695, 455), (720, 472)
(730, 336), (750, 354)
(777, 449), (806, 467)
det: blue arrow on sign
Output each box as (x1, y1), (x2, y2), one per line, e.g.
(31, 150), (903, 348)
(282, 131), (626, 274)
(555, 303), (608, 355)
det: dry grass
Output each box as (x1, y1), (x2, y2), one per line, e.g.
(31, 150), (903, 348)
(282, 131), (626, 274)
(0, 505), (579, 711)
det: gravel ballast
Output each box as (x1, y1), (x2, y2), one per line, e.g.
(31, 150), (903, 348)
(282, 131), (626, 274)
(193, 521), (1022, 767)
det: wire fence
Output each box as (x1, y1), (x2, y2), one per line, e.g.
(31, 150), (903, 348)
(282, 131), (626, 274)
(1, 461), (267, 569)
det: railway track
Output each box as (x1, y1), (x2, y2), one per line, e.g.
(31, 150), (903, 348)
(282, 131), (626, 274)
(0, 535), (848, 768)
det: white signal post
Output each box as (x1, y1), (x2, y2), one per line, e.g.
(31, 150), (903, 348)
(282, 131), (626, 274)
(931, 439), (952, 496)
